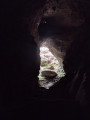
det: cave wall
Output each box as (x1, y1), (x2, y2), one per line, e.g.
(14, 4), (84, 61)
(0, 0), (90, 101)
(0, 0), (47, 100)
(38, 0), (90, 116)
(38, 0), (88, 65)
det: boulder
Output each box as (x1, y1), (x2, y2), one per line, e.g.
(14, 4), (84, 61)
(41, 70), (57, 78)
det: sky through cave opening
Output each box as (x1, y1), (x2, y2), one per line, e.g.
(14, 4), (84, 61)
(38, 44), (65, 89)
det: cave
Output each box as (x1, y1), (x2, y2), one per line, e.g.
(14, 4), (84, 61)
(0, 0), (90, 120)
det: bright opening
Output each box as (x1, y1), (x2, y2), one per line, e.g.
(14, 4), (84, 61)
(38, 46), (65, 89)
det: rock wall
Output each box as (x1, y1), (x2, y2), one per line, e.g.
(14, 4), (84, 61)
(38, 0), (86, 65)
(38, 0), (90, 118)
(0, 0), (47, 101)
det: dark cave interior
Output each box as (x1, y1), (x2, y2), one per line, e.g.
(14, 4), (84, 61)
(0, 0), (90, 119)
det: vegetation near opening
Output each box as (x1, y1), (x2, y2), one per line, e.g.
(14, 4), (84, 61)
(38, 45), (65, 89)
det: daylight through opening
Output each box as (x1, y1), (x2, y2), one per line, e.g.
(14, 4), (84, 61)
(38, 44), (65, 89)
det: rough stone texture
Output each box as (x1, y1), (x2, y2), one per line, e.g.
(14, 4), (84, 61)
(38, 0), (86, 64)
(38, 0), (90, 119)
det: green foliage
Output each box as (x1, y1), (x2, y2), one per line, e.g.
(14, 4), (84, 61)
(58, 71), (65, 77)
(38, 75), (45, 81)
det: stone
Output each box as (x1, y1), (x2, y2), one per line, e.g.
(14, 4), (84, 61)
(41, 70), (57, 78)
(49, 66), (54, 70)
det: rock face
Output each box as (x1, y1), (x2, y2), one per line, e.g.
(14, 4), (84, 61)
(38, 0), (86, 64)
(38, 0), (90, 118)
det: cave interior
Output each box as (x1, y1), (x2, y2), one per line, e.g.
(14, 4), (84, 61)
(0, 0), (90, 119)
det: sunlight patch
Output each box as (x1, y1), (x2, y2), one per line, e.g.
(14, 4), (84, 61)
(38, 46), (65, 89)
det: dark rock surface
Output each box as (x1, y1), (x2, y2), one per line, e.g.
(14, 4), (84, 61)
(41, 70), (57, 78)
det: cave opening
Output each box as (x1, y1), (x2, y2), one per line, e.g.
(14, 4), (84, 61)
(37, 15), (69, 89)
(38, 41), (65, 89)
